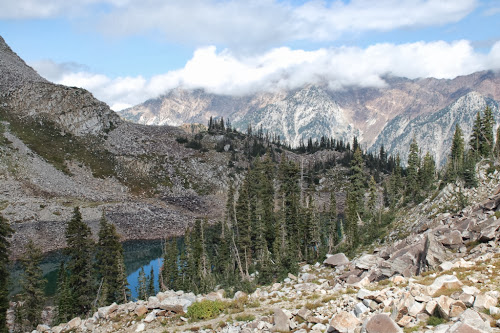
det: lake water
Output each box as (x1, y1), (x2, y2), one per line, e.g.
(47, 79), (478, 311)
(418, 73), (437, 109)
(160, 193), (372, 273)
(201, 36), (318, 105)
(9, 239), (165, 301)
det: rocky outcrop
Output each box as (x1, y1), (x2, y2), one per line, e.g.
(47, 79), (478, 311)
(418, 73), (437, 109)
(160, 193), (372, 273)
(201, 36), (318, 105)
(0, 35), (47, 92)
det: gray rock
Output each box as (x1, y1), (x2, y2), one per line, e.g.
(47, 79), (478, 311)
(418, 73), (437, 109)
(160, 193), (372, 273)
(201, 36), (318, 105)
(324, 253), (349, 267)
(363, 314), (402, 333)
(473, 294), (497, 310)
(329, 311), (360, 333)
(273, 308), (290, 332)
(354, 302), (370, 317)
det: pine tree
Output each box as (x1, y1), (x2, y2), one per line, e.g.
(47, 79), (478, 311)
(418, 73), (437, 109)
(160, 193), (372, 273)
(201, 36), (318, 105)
(447, 125), (465, 182)
(327, 192), (338, 253)
(162, 239), (178, 291)
(19, 240), (46, 330)
(55, 262), (72, 325)
(480, 106), (494, 158)
(406, 138), (420, 200)
(345, 148), (365, 248)
(0, 214), (12, 333)
(420, 152), (436, 192)
(65, 207), (95, 317)
(95, 213), (128, 306)
(496, 126), (500, 159)
(136, 267), (147, 301)
(367, 175), (377, 214)
(470, 112), (482, 159)
(148, 266), (155, 298)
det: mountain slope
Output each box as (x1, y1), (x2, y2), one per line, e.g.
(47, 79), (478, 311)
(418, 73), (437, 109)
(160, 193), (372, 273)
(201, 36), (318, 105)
(119, 71), (500, 148)
(370, 91), (500, 166)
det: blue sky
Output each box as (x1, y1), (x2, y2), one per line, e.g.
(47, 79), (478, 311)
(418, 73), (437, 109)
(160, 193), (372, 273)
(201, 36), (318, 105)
(1, 0), (500, 110)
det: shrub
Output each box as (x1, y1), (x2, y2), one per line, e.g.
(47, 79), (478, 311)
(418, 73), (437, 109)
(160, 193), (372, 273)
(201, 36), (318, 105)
(176, 137), (188, 144)
(187, 300), (227, 321)
(235, 314), (255, 322)
(427, 316), (445, 326)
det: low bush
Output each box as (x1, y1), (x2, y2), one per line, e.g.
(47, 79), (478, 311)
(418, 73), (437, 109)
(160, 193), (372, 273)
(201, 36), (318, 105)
(187, 300), (227, 321)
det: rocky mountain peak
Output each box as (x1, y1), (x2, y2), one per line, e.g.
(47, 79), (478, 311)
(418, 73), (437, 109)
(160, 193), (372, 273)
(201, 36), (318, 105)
(0, 35), (47, 93)
(0, 35), (120, 137)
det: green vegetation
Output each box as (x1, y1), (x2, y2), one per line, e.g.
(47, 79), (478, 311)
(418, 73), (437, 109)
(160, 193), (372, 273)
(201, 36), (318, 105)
(426, 316), (446, 326)
(16, 240), (46, 332)
(95, 214), (129, 306)
(0, 213), (13, 333)
(186, 300), (227, 321)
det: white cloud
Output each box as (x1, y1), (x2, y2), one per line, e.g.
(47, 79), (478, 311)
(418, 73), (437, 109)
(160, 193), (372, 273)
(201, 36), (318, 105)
(31, 40), (500, 111)
(1, 0), (478, 49)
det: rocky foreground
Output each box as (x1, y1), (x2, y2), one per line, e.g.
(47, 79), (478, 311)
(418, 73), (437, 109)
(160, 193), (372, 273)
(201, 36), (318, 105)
(21, 181), (500, 333)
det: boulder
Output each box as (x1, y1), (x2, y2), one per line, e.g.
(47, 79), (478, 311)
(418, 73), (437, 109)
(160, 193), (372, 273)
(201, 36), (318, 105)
(459, 293), (475, 307)
(36, 324), (51, 332)
(418, 233), (447, 273)
(478, 219), (500, 242)
(473, 294), (497, 310)
(355, 255), (383, 270)
(447, 323), (485, 333)
(65, 317), (81, 331)
(439, 230), (463, 247)
(457, 309), (492, 332)
(135, 305), (148, 317)
(408, 301), (425, 317)
(297, 307), (312, 320)
(329, 311), (360, 333)
(449, 301), (466, 318)
(427, 275), (463, 296)
(437, 295), (454, 320)
(273, 308), (290, 332)
(97, 302), (118, 319)
(354, 302), (370, 317)
(324, 253), (350, 267)
(363, 314), (402, 333)
(144, 311), (156, 323)
(147, 296), (160, 309)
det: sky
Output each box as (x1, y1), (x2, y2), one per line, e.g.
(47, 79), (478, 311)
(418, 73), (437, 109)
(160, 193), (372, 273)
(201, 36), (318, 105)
(1, 0), (500, 111)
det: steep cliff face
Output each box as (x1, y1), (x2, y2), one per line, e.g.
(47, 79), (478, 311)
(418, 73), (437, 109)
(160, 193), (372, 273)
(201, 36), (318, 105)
(370, 92), (500, 166)
(234, 86), (360, 146)
(120, 72), (500, 149)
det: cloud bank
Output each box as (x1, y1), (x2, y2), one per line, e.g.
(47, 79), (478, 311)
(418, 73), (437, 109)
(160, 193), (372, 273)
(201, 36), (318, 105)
(1, 0), (477, 49)
(32, 40), (500, 111)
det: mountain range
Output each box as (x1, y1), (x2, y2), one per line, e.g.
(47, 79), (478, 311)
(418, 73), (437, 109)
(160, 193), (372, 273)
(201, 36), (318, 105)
(121, 71), (500, 165)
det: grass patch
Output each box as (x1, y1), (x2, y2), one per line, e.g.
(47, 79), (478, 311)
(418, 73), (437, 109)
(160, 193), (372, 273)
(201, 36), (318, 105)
(433, 287), (462, 298)
(235, 314), (255, 322)
(305, 302), (321, 310)
(427, 316), (446, 326)
(186, 300), (227, 322)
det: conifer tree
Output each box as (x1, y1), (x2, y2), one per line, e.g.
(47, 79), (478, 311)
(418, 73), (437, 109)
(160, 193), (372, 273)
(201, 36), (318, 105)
(148, 266), (155, 298)
(55, 262), (72, 325)
(65, 207), (95, 317)
(327, 192), (338, 252)
(345, 148), (365, 248)
(447, 125), (465, 182)
(367, 175), (377, 214)
(0, 214), (12, 333)
(496, 126), (500, 159)
(136, 267), (147, 301)
(480, 106), (494, 158)
(95, 213), (128, 305)
(470, 112), (482, 159)
(406, 138), (420, 200)
(19, 240), (46, 331)
(420, 152), (436, 192)
(162, 239), (178, 291)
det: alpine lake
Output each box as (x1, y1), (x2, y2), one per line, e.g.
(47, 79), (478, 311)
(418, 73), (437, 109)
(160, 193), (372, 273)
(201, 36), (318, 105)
(9, 239), (165, 301)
